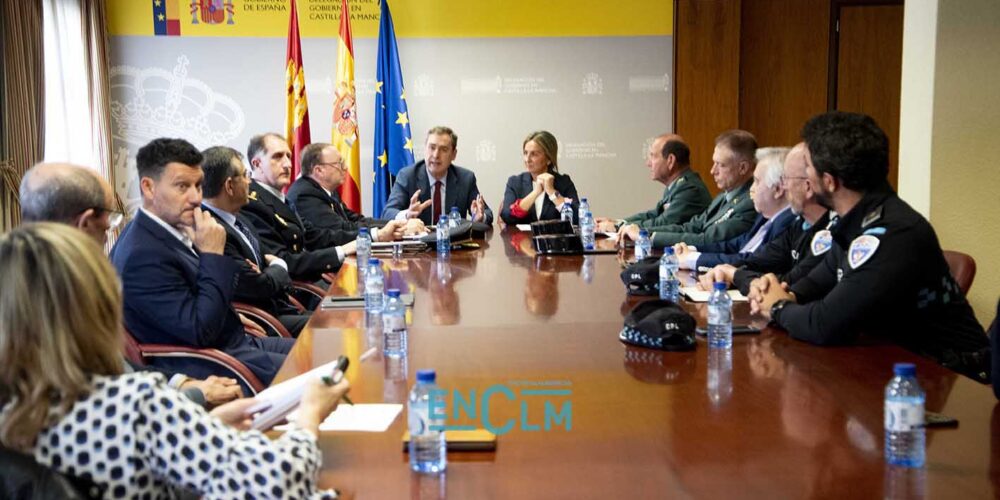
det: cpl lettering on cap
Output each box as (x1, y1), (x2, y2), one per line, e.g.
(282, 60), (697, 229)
(810, 230), (833, 256)
(848, 235), (880, 269)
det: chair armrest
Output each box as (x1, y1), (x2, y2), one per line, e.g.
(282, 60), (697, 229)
(138, 344), (266, 395)
(233, 302), (293, 338)
(291, 281), (327, 301)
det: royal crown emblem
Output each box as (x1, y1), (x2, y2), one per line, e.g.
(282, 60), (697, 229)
(333, 81), (358, 145)
(190, 1), (235, 25)
(475, 140), (497, 162)
(581, 72), (603, 95)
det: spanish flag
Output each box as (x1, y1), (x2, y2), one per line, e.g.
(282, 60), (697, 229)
(332, 0), (361, 212)
(152, 0), (181, 36)
(285, 0), (311, 188)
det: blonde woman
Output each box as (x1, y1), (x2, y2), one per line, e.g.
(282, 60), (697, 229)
(500, 130), (580, 225)
(0, 223), (349, 498)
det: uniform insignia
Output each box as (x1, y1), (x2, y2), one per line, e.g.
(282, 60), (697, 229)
(713, 208), (735, 225)
(676, 177), (686, 185)
(837, 268), (844, 282)
(861, 206), (883, 228)
(275, 213), (289, 227)
(248, 191), (258, 201)
(848, 235), (880, 269)
(863, 227), (886, 236)
(662, 202), (671, 211)
(810, 230), (833, 256)
(791, 249), (799, 260)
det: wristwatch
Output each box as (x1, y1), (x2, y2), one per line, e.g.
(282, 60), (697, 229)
(770, 299), (792, 322)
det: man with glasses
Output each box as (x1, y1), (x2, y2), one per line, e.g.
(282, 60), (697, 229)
(621, 129), (759, 248)
(18, 163), (124, 246)
(287, 142), (407, 240)
(697, 143), (836, 294)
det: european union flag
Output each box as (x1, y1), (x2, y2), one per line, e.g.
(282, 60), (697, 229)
(372, 0), (414, 218)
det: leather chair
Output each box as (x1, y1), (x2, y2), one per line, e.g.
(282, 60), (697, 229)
(943, 250), (977, 295)
(122, 329), (265, 395)
(0, 446), (92, 499)
(233, 302), (293, 338)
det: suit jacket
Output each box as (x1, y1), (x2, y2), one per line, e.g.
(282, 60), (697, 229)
(499, 171), (580, 225)
(110, 210), (286, 384)
(650, 179), (757, 247)
(242, 181), (347, 281)
(693, 208), (796, 268)
(287, 176), (390, 232)
(382, 161), (494, 225)
(625, 169), (712, 228)
(732, 211), (835, 294)
(204, 205), (297, 316)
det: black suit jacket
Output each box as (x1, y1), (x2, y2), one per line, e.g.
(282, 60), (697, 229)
(110, 210), (286, 384)
(499, 171), (580, 225)
(204, 205), (297, 316)
(287, 176), (390, 232)
(241, 181), (348, 281)
(382, 161), (494, 225)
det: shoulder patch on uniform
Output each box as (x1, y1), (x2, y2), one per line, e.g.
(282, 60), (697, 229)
(848, 235), (880, 269)
(861, 206), (883, 228)
(863, 227), (886, 236)
(810, 230), (833, 256)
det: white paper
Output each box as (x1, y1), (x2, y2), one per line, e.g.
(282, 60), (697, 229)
(275, 404), (403, 432)
(516, 224), (532, 231)
(680, 286), (749, 303)
(249, 359), (340, 431)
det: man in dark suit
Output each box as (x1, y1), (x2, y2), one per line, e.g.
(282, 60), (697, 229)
(287, 142), (408, 238)
(674, 147), (794, 269)
(111, 138), (294, 387)
(200, 146), (310, 337)
(241, 133), (358, 283)
(382, 126), (494, 225)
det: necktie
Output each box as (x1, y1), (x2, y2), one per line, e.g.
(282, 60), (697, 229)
(432, 181), (443, 223)
(739, 219), (773, 253)
(234, 218), (262, 266)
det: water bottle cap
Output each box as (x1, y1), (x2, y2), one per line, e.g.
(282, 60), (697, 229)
(368, 258), (380, 265)
(639, 229), (648, 236)
(585, 211), (593, 217)
(450, 206), (458, 211)
(416, 369), (436, 383)
(893, 362), (916, 377)
(664, 247), (675, 255)
(581, 197), (588, 202)
(439, 215), (448, 223)
(713, 282), (727, 291)
(387, 289), (401, 298)
(359, 226), (367, 231)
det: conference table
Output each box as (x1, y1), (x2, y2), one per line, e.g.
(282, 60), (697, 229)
(272, 229), (999, 499)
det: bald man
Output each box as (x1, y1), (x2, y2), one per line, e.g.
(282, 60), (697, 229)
(596, 134), (711, 233)
(19, 162), (243, 406)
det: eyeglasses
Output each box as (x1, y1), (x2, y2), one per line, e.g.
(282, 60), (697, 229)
(782, 175), (809, 184)
(317, 161), (346, 170)
(83, 207), (124, 230)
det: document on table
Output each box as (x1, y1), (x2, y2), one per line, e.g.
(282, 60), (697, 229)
(274, 404), (403, 432)
(681, 286), (749, 302)
(516, 224), (532, 231)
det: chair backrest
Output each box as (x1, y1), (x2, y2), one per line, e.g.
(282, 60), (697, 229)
(122, 328), (146, 367)
(943, 250), (977, 295)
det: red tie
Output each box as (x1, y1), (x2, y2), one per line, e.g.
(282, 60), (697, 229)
(432, 180), (442, 223)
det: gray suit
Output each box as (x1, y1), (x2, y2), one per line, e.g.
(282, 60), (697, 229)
(383, 160), (494, 225)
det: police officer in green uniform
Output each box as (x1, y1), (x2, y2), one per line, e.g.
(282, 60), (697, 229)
(621, 130), (759, 248)
(753, 112), (990, 383)
(240, 133), (357, 283)
(598, 134), (711, 233)
(699, 143), (837, 295)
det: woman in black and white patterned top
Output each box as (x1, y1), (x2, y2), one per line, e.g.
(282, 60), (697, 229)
(0, 223), (350, 498)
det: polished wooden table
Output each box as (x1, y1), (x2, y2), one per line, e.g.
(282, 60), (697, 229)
(273, 230), (999, 499)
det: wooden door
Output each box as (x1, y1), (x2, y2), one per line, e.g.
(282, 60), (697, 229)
(833, 3), (904, 188)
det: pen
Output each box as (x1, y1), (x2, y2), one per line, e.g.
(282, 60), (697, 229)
(321, 355), (355, 405)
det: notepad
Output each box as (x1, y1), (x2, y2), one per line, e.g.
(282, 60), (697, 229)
(680, 286), (749, 302)
(274, 404), (403, 432)
(248, 359), (341, 431)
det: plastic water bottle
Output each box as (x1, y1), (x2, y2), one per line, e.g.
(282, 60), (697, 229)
(707, 347), (733, 406)
(578, 197), (590, 223)
(364, 258), (384, 313)
(659, 247), (680, 302)
(382, 289), (408, 358)
(436, 215), (450, 256)
(409, 369), (447, 473)
(635, 229), (652, 260)
(884, 363), (925, 467)
(580, 211), (596, 251)
(356, 226), (371, 281)
(582, 255), (595, 284)
(448, 206), (461, 228)
(560, 202), (574, 225)
(707, 282), (733, 348)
